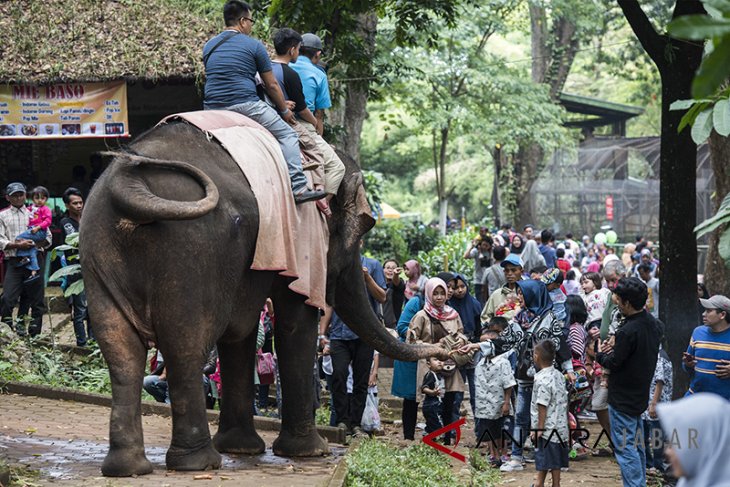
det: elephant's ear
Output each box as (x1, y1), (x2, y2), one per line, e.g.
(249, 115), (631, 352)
(340, 172), (375, 248)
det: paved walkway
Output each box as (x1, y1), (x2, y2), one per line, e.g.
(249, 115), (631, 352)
(0, 394), (344, 486)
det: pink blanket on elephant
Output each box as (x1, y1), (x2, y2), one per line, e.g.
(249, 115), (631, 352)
(159, 111), (329, 310)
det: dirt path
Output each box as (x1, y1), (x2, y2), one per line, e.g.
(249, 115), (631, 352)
(0, 394), (344, 486)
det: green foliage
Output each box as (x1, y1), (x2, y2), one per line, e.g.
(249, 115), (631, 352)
(364, 220), (440, 264)
(695, 191), (730, 266)
(416, 227), (475, 280)
(345, 439), (499, 486)
(667, 0), (730, 98)
(48, 233), (84, 298)
(0, 340), (111, 395)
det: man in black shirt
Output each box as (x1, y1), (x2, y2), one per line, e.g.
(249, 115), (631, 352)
(597, 277), (663, 487)
(270, 28), (334, 216)
(60, 187), (92, 346)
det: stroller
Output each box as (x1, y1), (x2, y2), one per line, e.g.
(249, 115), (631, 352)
(566, 369), (593, 460)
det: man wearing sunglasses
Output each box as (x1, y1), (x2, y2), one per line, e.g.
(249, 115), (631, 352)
(203, 0), (325, 204)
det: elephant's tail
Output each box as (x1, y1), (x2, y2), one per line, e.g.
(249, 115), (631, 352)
(105, 152), (219, 223)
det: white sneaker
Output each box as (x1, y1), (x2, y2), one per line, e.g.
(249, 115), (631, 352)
(499, 459), (524, 472)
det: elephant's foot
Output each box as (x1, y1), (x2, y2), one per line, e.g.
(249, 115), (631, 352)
(273, 428), (329, 457)
(213, 427), (266, 454)
(166, 442), (222, 471)
(102, 447), (153, 477)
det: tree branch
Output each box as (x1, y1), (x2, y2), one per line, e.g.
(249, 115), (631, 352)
(616, 0), (665, 65)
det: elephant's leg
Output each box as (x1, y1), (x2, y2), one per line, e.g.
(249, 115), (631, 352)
(92, 300), (153, 477)
(271, 290), (328, 456)
(213, 333), (265, 454)
(163, 345), (222, 471)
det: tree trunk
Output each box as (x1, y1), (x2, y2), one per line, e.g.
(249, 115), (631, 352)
(437, 123), (450, 235)
(439, 198), (449, 236)
(514, 8), (577, 227)
(327, 12), (377, 166)
(705, 131), (730, 295)
(618, 0), (706, 397)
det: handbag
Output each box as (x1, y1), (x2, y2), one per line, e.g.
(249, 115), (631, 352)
(440, 358), (458, 378)
(441, 332), (473, 368)
(257, 351), (276, 385)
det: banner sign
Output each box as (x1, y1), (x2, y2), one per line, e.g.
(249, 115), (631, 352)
(0, 81), (129, 139)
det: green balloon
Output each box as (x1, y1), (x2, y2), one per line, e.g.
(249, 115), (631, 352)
(606, 230), (618, 244)
(594, 232), (607, 245)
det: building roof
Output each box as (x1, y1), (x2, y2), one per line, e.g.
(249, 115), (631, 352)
(558, 93), (644, 129)
(0, 0), (220, 84)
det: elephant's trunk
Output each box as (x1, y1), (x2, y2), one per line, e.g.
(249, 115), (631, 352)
(333, 256), (448, 362)
(108, 153), (219, 223)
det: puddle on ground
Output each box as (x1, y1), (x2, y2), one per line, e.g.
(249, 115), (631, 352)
(0, 434), (345, 480)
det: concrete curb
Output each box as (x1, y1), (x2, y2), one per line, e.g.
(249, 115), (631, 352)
(0, 381), (346, 444)
(322, 438), (361, 487)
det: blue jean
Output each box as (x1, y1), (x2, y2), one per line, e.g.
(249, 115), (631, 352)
(226, 101), (308, 193)
(609, 405), (646, 487)
(510, 384), (533, 459)
(423, 400), (443, 434)
(16, 228), (47, 271)
(70, 290), (93, 346)
(642, 418), (664, 470)
(143, 375), (170, 404)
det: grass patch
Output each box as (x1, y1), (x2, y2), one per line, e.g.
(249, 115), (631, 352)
(345, 438), (500, 486)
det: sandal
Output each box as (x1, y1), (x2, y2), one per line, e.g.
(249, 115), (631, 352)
(316, 198), (332, 217)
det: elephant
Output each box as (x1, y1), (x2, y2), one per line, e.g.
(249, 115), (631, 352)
(79, 119), (444, 477)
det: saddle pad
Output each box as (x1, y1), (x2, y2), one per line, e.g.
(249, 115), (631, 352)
(160, 110), (328, 309)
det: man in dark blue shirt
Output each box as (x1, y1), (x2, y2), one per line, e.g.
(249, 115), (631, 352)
(319, 245), (386, 435)
(202, 1), (323, 204)
(539, 229), (557, 268)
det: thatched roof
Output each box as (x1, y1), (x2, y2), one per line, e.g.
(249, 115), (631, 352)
(0, 0), (221, 84)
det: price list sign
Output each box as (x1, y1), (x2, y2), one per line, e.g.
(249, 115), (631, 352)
(0, 81), (129, 139)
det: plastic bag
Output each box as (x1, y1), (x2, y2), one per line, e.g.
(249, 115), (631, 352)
(361, 391), (381, 432)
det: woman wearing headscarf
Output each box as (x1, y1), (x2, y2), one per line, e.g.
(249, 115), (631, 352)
(658, 393), (730, 487)
(392, 272), (454, 440)
(521, 239), (546, 275)
(403, 259), (428, 301)
(448, 273), (483, 415)
(463, 279), (574, 471)
(407, 277), (466, 444)
(510, 234), (525, 255)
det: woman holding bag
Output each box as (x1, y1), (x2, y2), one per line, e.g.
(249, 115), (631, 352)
(407, 277), (467, 444)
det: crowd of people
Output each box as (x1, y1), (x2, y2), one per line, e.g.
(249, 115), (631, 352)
(366, 224), (725, 487)
(0, 182), (91, 346)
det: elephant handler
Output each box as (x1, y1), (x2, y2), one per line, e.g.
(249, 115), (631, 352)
(319, 241), (386, 437)
(0, 182), (52, 337)
(289, 33), (346, 212)
(202, 0), (324, 205)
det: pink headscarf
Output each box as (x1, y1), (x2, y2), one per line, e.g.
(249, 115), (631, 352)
(587, 261), (601, 273)
(423, 277), (459, 321)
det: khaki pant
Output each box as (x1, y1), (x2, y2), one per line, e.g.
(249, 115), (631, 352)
(291, 121), (325, 189)
(298, 120), (346, 195)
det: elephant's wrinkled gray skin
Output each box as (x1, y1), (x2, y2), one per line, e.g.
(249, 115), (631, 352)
(79, 121), (444, 477)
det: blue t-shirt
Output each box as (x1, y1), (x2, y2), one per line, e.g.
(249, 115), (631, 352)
(329, 255), (386, 341)
(289, 56), (331, 113)
(685, 325), (730, 400)
(539, 244), (557, 268)
(203, 32), (272, 109)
